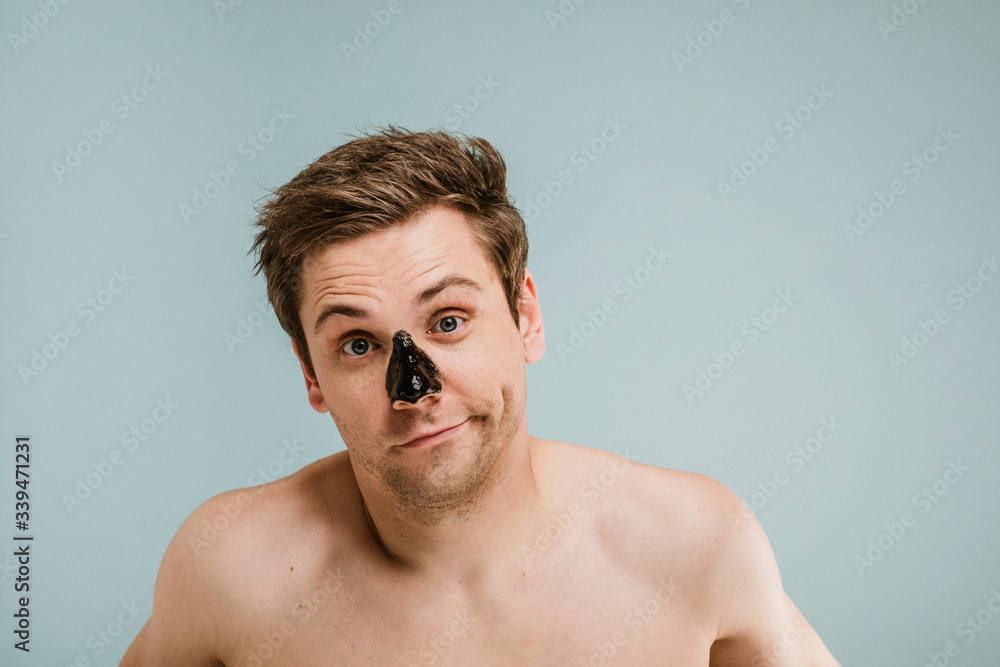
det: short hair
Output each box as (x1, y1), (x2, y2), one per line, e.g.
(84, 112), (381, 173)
(250, 126), (529, 376)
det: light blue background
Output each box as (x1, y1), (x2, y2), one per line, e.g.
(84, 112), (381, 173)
(2, 0), (999, 664)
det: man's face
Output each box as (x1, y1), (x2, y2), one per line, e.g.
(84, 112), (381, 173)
(296, 206), (543, 512)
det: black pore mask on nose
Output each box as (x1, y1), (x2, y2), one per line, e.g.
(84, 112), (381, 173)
(385, 331), (442, 406)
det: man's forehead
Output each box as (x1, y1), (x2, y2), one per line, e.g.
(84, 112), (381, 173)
(302, 209), (497, 283)
(298, 207), (500, 324)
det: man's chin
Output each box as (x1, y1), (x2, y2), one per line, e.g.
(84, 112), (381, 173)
(386, 456), (480, 505)
(381, 441), (500, 516)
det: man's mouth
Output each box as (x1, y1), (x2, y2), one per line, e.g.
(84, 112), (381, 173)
(397, 419), (469, 449)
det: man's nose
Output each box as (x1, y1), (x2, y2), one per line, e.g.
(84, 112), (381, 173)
(385, 330), (442, 409)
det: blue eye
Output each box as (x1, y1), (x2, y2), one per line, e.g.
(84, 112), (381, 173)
(433, 315), (464, 334)
(342, 338), (372, 356)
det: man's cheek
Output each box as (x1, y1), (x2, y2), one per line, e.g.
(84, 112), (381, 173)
(328, 367), (382, 403)
(328, 409), (371, 451)
(326, 388), (368, 429)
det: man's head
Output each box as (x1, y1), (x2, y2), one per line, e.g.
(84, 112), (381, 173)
(250, 128), (543, 515)
(250, 127), (529, 379)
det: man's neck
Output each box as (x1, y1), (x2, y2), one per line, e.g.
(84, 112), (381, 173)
(350, 429), (544, 582)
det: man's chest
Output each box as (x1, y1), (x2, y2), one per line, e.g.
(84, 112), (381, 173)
(225, 574), (713, 666)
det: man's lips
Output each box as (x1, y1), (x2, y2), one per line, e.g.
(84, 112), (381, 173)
(397, 419), (468, 449)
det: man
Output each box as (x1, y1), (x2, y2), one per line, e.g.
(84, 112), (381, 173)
(122, 128), (840, 665)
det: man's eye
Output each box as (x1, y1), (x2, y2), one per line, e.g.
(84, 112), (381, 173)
(342, 338), (373, 356)
(432, 315), (465, 334)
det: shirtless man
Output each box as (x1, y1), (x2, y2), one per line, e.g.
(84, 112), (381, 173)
(122, 129), (840, 666)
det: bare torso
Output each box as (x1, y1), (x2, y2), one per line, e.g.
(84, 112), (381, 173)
(138, 440), (727, 665)
(123, 439), (837, 666)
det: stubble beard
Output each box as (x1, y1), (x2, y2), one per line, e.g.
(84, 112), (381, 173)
(343, 385), (526, 526)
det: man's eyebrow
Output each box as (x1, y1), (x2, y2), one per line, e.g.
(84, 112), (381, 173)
(312, 275), (480, 335)
(313, 304), (369, 335)
(415, 275), (482, 305)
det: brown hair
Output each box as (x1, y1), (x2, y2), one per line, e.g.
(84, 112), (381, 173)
(249, 126), (528, 376)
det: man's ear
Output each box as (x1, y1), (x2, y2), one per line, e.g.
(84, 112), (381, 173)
(518, 269), (545, 364)
(293, 341), (329, 413)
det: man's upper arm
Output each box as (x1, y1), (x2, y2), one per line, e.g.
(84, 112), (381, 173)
(120, 496), (235, 666)
(704, 481), (841, 667)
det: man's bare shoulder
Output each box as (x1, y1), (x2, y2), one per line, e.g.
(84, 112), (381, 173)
(180, 450), (355, 589)
(540, 441), (840, 664)
(536, 438), (741, 533)
(123, 452), (356, 664)
(536, 439), (749, 582)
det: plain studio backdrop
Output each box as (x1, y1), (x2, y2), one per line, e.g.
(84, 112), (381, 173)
(2, 1), (999, 664)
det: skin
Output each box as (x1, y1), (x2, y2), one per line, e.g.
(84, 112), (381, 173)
(122, 205), (841, 666)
